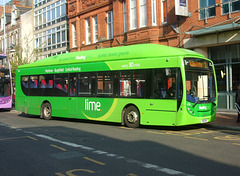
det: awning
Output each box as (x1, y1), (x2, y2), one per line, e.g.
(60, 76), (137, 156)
(185, 21), (240, 36)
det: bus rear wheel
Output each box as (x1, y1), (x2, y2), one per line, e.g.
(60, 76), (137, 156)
(41, 102), (52, 120)
(124, 106), (140, 128)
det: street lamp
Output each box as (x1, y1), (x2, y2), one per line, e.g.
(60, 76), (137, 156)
(3, 0), (6, 54)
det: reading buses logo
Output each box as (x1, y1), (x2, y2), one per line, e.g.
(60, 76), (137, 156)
(76, 56), (86, 60)
(85, 99), (101, 111)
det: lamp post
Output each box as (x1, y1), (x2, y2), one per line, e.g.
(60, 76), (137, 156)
(3, 0), (6, 54)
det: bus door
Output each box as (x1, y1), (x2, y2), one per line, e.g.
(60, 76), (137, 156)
(145, 68), (179, 125)
(21, 76), (29, 113)
(68, 74), (78, 118)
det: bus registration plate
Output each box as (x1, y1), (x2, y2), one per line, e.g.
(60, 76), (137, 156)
(201, 119), (208, 123)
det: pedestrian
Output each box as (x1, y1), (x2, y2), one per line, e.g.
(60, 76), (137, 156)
(235, 83), (240, 123)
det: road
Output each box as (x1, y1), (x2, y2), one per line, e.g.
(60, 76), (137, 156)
(0, 110), (240, 176)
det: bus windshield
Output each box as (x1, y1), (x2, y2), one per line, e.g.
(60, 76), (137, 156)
(185, 58), (216, 104)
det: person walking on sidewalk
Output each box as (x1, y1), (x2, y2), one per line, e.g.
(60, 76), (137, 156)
(235, 83), (240, 123)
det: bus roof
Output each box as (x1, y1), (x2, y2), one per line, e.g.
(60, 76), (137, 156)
(19, 44), (204, 69)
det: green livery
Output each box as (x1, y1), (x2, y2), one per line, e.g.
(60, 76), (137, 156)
(15, 44), (218, 127)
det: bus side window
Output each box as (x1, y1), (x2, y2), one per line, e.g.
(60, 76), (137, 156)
(120, 71), (131, 97)
(39, 75), (46, 88)
(153, 69), (167, 99)
(79, 73), (96, 96)
(30, 76), (38, 88)
(54, 74), (68, 96)
(69, 74), (77, 97)
(21, 76), (29, 88)
(97, 72), (114, 97)
(120, 70), (145, 98)
(153, 68), (177, 99)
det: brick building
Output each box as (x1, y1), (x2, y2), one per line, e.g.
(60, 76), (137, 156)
(68, 0), (180, 52)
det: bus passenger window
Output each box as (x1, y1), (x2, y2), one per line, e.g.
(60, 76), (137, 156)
(30, 76), (38, 88)
(54, 74), (68, 96)
(97, 72), (114, 97)
(69, 74), (77, 96)
(120, 70), (145, 97)
(120, 74), (132, 97)
(39, 76), (46, 88)
(153, 68), (177, 99)
(79, 73), (95, 96)
(21, 76), (29, 88)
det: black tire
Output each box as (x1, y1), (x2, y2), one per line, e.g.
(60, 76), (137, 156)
(41, 103), (52, 120)
(124, 106), (140, 128)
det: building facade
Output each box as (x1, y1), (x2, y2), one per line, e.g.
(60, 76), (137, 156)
(34, 0), (69, 59)
(68, 0), (180, 52)
(0, 0), (32, 57)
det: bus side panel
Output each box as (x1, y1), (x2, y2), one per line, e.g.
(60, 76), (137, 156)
(77, 98), (121, 123)
(141, 99), (177, 126)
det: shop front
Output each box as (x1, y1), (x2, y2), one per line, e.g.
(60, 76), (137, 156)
(209, 44), (240, 109)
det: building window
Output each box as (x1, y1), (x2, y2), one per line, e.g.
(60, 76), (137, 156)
(93, 15), (98, 43)
(43, 8), (47, 24)
(199, 0), (216, 20)
(123, 1), (127, 32)
(152, 0), (157, 25)
(35, 1), (67, 28)
(161, 0), (167, 24)
(72, 23), (77, 48)
(140, 0), (147, 27)
(47, 30), (51, 46)
(107, 11), (114, 39)
(130, 0), (137, 29)
(222, 0), (240, 14)
(86, 18), (91, 44)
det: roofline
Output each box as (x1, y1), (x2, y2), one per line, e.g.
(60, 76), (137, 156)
(18, 44), (204, 69)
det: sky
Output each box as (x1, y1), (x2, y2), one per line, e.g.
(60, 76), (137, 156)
(0, 0), (11, 6)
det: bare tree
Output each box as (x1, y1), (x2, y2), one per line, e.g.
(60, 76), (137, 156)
(8, 34), (42, 83)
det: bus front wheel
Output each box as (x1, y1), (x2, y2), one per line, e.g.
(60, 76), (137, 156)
(124, 106), (140, 128)
(41, 102), (52, 120)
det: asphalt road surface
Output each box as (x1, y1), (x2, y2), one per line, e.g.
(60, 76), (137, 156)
(0, 110), (240, 176)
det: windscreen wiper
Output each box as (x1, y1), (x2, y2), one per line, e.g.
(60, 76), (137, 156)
(193, 100), (200, 108)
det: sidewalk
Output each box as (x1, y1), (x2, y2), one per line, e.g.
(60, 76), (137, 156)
(209, 110), (240, 130)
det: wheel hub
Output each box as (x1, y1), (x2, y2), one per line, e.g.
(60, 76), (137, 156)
(127, 111), (138, 123)
(44, 107), (51, 117)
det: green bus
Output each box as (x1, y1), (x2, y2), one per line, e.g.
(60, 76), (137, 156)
(15, 44), (217, 127)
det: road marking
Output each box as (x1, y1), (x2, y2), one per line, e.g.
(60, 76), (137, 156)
(147, 131), (166, 135)
(0, 136), (32, 141)
(119, 127), (133, 130)
(83, 157), (106, 165)
(27, 136), (38, 141)
(232, 143), (240, 146)
(55, 169), (95, 176)
(51, 144), (67, 151)
(0, 123), (193, 176)
(35, 134), (194, 176)
(214, 135), (240, 141)
(184, 136), (208, 141)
